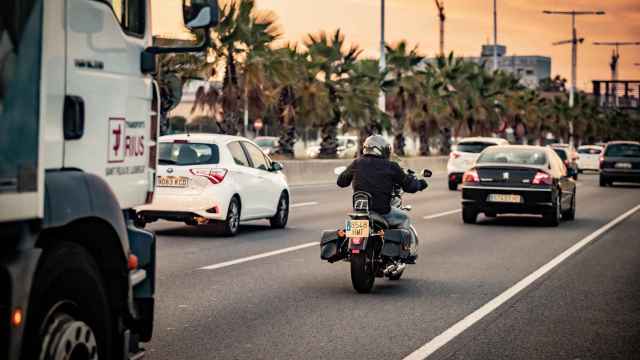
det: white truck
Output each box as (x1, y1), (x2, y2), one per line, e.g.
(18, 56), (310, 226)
(0, 0), (218, 359)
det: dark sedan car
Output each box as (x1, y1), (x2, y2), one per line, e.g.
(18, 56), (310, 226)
(461, 145), (577, 226)
(600, 141), (640, 187)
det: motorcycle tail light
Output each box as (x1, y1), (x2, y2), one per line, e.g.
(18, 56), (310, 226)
(532, 171), (553, 185)
(462, 169), (479, 183)
(190, 168), (228, 184)
(351, 237), (362, 245)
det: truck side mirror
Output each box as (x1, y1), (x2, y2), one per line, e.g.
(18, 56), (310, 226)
(183, 0), (220, 29)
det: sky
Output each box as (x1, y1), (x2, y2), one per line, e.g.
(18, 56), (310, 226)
(152, 0), (640, 90)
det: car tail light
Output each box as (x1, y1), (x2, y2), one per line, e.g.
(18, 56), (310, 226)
(599, 155), (604, 168)
(462, 169), (479, 183)
(189, 168), (228, 184)
(450, 151), (461, 160)
(532, 171), (553, 185)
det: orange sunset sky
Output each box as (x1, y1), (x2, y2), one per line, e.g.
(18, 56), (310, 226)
(152, 0), (640, 90)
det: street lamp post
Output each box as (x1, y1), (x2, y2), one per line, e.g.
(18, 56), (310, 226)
(543, 9), (605, 146)
(493, 0), (498, 72)
(379, 0), (386, 113)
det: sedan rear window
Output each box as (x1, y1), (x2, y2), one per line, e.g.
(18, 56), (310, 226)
(158, 142), (220, 166)
(477, 148), (547, 166)
(455, 142), (497, 154)
(605, 144), (640, 158)
(578, 147), (601, 155)
(553, 148), (568, 161)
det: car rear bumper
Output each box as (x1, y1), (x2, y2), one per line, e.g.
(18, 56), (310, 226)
(600, 170), (640, 183)
(135, 193), (229, 221)
(462, 185), (554, 214)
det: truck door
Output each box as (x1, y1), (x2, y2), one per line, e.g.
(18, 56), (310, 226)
(64, 0), (153, 209)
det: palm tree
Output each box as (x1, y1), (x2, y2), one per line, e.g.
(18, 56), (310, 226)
(383, 41), (426, 156)
(304, 29), (361, 158)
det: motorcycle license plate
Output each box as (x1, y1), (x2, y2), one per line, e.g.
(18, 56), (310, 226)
(157, 176), (189, 187)
(346, 220), (370, 238)
(488, 194), (522, 203)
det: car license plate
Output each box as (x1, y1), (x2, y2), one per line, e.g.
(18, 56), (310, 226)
(346, 220), (370, 238)
(157, 176), (189, 187)
(615, 162), (632, 169)
(488, 194), (522, 203)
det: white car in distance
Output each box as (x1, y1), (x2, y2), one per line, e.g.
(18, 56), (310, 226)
(136, 134), (290, 236)
(447, 137), (509, 190)
(577, 145), (603, 172)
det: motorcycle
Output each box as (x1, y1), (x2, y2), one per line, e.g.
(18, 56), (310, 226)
(320, 167), (432, 293)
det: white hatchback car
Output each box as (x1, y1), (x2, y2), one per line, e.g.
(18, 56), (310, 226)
(447, 137), (509, 190)
(136, 134), (290, 236)
(577, 145), (603, 172)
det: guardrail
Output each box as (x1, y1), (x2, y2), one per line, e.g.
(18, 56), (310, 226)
(281, 156), (449, 186)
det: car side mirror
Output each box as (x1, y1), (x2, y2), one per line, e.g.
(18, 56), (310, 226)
(271, 161), (284, 172)
(422, 169), (433, 178)
(183, 0), (220, 29)
(334, 166), (347, 175)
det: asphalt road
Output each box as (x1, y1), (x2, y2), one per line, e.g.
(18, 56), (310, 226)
(145, 172), (640, 360)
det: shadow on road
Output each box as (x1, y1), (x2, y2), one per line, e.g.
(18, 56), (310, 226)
(153, 222), (284, 238)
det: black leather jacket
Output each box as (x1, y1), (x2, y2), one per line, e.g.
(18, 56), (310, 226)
(337, 154), (426, 214)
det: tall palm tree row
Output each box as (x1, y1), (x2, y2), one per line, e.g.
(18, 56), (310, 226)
(160, 0), (640, 157)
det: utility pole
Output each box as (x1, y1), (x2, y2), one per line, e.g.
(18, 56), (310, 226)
(543, 9), (605, 146)
(493, 0), (498, 71)
(434, 0), (445, 57)
(379, 0), (386, 113)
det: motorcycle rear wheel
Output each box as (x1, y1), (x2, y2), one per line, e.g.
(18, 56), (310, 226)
(350, 251), (375, 293)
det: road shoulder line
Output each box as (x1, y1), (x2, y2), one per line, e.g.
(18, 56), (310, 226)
(404, 203), (640, 360)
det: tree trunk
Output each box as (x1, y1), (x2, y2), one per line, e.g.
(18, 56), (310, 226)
(277, 125), (296, 159)
(440, 127), (452, 155)
(319, 87), (340, 158)
(393, 111), (406, 157)
(418, 122), (431, 156)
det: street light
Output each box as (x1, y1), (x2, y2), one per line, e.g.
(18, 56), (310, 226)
(543, 9), (605, 146)
(593, 42), (640, 81)
(493, 0), (498, 71)
(379, 0), (386, 113)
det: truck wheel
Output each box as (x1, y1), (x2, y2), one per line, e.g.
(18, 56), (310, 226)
(23, 242), (114, 360)
(221, 197), (241, 236)
(269, 193), (289, 229)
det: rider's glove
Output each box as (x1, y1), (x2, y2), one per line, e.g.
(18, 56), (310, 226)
(418, 179), (428, 191)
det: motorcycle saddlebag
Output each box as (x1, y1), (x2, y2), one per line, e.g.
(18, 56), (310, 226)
(382, 229), (412, 259)
(320, 230), (344, 263)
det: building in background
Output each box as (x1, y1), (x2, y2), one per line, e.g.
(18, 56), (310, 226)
(469, 44), (551, 89)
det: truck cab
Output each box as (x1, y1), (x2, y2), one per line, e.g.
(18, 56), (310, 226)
(0, 1), (218, 359)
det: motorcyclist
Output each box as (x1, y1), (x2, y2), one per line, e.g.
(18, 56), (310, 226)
(337, 135), (427, 259)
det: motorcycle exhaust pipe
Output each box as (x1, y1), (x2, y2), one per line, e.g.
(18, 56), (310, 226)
(384, 263), (407, 277)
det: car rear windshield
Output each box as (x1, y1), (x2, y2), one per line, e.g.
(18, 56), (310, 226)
(578, 147), (601, 155)
(477, 148), (547, 166)
(158, 142), (220, 166)
(552, 148), (568, 161)
(456, 142), (497, 154)
(605, 144), (640, 158)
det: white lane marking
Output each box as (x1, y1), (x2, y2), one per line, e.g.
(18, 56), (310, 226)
(199, 242), (320, 270)
(423, 209), (461, 220)
(404, 203), (640, 360)
(291, 201), (319, 208)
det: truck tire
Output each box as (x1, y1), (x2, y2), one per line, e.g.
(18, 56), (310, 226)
(23, 242), (115, 360)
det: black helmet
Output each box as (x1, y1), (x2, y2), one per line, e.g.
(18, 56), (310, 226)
(363, 135), (391, 159)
